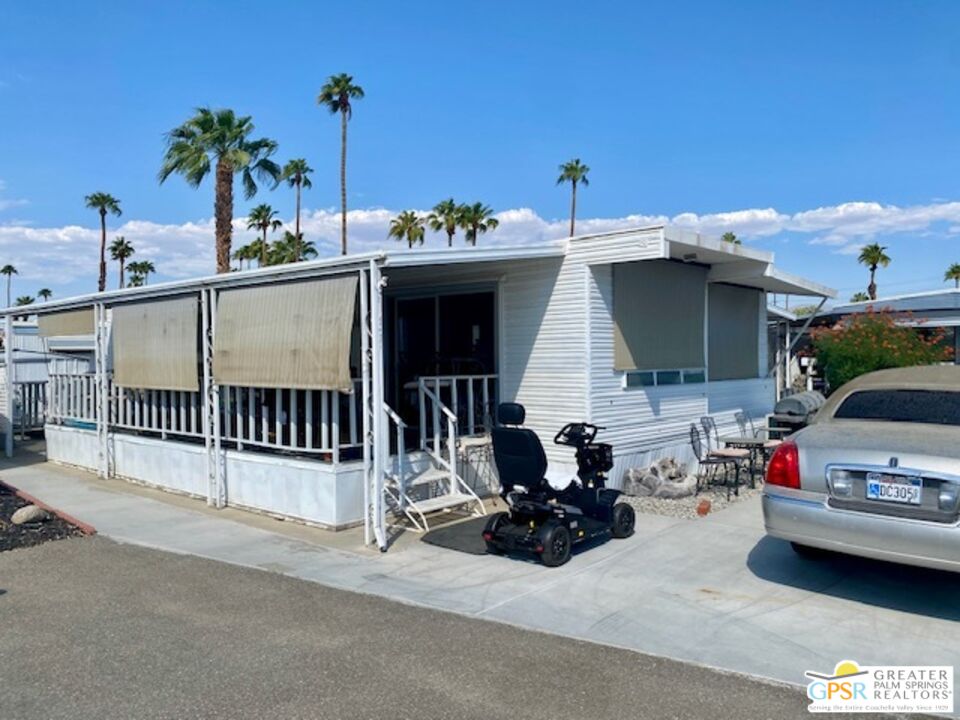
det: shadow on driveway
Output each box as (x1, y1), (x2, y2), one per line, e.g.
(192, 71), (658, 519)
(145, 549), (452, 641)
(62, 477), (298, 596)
(747, 536), (960, 622)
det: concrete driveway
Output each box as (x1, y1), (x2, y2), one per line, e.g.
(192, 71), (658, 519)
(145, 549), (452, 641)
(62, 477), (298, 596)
(3, 452), (959, 704)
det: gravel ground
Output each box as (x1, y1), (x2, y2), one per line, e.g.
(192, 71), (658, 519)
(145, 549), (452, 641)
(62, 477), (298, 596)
(624, 482), (764, 520)
(0, 482), (83, 552)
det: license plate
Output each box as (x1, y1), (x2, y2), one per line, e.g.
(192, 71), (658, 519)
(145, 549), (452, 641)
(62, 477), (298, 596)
(865, 473), (922, 505)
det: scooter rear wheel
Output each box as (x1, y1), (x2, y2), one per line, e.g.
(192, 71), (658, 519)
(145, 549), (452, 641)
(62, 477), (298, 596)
(483, 512), (508, 555)
(540, 524), (572, 567)
(611, 503), (636, 539)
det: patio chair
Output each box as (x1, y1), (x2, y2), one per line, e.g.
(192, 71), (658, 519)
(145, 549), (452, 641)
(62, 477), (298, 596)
(735, 411), (783, 469)
(689, 424), (742, 499)
(699, 416), (750, 462)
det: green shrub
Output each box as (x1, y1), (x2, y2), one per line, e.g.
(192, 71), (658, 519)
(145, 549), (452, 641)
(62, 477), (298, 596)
(811, 308), (954, 392)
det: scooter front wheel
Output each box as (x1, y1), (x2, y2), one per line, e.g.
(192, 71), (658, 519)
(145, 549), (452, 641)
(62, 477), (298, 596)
(540, 524), (571, 567)
(611, 503), (636, 539)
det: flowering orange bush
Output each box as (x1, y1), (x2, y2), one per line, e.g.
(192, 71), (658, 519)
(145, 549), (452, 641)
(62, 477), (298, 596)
(811, 307), (954, 391)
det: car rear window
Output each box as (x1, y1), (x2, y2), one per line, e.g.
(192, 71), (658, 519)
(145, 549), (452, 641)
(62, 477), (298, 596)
(834, 389), (960, 426)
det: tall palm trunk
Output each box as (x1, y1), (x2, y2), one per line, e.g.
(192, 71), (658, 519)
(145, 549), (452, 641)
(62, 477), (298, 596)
(447, 228), (454, 248)
(260, 227), (268, 267)
(5, 277), (10, 308)
(569, 180), (577, 237)
(119, 258), (125, 289)
(340, 109), (348, 255)
(98, 209), (107, 292)
(215, 157), (234, 274)
(295, 179), (302, 262)
(868, 266), (877, 301)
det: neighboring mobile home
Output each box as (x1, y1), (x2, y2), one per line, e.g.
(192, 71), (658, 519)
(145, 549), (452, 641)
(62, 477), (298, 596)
(0, 226), (834, 549)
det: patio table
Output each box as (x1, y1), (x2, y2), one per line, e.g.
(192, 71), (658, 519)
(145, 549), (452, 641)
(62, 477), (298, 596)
(718, 436), (767, 487)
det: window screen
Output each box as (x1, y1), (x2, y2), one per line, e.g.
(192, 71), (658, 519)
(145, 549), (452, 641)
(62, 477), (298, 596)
(613, 260), (707, 371)
(112, 297), (199, 391)
(708, 283), (761, 381)
(213, 275), (358, 391)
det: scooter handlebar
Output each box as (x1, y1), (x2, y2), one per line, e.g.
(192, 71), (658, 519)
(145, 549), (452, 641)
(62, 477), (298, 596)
(553, 422), (604, 446)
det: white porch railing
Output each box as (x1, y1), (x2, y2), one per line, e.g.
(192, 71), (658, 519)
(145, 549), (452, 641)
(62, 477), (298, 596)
(15, 381), (46, 435)
(218, 382), (363, 458)
(48, 373), (98, 424)
(47, 373), (363, 461)
(417, 374), (497, 444)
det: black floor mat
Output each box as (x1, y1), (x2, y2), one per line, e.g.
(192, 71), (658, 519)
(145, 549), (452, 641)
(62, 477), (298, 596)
(420, 516), (490, 555)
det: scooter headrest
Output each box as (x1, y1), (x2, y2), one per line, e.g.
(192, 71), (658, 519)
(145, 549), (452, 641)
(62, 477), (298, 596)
(498, 402), (526, 426)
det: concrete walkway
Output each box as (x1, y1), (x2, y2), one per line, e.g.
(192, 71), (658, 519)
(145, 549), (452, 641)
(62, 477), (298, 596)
(4, 449), (959, 700)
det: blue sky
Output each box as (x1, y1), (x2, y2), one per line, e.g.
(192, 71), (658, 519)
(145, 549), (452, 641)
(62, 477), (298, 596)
(1, 0), (959, 302)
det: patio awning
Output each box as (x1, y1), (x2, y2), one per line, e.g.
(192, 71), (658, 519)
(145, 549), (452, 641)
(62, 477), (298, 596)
(213, 275), (358, 392)
(37, 308), (94, 337)
(112, 296), (200, 391)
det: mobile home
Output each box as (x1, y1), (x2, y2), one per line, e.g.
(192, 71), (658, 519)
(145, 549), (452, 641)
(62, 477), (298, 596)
(0, 226), (835, 549)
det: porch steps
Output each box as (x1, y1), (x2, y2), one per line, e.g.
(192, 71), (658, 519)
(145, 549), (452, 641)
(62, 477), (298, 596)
(405, 466), (450, 488)
(407, 492), (482, 515)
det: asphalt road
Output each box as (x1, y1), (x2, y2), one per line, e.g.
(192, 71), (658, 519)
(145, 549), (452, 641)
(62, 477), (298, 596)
(0, 536), (884, 720)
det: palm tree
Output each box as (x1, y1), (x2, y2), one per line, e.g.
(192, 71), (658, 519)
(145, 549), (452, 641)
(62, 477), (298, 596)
(458, 203), (499, 246)
(1, 265), (17, 307)
(246, 239), (268, 268)
(857, 243), (891, 300)
(318, 74), (364, 255)
(945, 262), (960, 288)
(14, 295), (33, 321)
(721, 231), (742, 245)
(268, 231), (318, 265)
(279, 158), (313, 261)
(849, 291), (870, 302)
(427, 198), (464, 248)
(84, 192), (122, 292)
(126, 260), (156, 286)
(232, 243), (254, 270)
(387, 211), (426, 249)
(556, 159), (590, 237)
(109, 236), (135, 288)
(246, 204), (283, 267)
(37, 288), (52, 302)
(159, 108), (280, 274)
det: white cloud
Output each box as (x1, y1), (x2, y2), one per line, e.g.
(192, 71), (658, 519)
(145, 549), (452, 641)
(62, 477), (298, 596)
(2, 198), (960, 298)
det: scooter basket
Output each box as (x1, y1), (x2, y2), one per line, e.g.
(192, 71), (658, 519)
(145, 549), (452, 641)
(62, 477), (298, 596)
(578, 443), (614, 474)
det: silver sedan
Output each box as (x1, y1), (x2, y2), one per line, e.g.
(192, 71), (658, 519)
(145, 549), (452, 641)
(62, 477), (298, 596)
(762, 365), (960, 573)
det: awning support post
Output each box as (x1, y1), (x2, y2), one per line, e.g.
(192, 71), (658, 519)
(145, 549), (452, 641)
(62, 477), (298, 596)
(202, 288), (224, 508)
(367, 259), (387, 550)
(359, 268), (372, 546)
(94, 302), (109, 478)
(4, 313), (12, 458)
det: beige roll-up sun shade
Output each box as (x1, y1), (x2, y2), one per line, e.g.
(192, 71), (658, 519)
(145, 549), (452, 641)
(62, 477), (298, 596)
(37, 309), (95, 337)
(112, 297), (200, 391)
(708, 283), (761, 381)
(613, 260), (707, 371)
(213, 275), (358, 392)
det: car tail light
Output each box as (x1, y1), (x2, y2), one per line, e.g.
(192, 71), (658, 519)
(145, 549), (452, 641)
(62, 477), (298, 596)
(766, 441), (801, 489)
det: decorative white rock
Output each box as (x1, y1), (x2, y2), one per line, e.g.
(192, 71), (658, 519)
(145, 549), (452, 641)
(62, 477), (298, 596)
(11, 504), (51, 525)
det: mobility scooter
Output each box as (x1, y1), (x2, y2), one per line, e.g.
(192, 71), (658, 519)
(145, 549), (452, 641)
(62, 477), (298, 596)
(482, 402), (635, 566)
